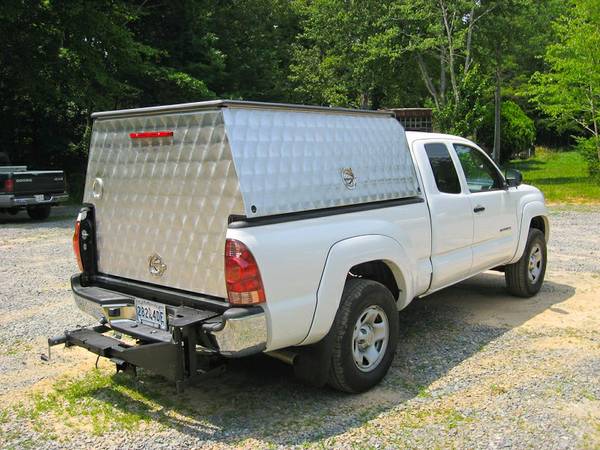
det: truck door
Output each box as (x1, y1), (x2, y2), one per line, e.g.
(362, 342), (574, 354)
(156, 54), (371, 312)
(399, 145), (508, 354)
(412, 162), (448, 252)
(451, 143), (518, 272)
(413, 141), (474, 291)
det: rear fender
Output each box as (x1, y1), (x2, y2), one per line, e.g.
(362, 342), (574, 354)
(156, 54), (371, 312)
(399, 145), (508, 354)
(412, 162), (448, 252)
(300, 234), (414, 345)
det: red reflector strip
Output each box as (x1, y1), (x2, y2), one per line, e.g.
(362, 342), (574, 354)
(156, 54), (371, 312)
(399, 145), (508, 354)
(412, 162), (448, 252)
(129, 131), (174, 139)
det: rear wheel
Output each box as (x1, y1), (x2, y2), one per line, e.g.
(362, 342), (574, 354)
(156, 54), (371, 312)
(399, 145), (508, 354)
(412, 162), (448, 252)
(505, 228), (547, 297)
(27, 205), (51, 220)
(328, 279), (398, 393)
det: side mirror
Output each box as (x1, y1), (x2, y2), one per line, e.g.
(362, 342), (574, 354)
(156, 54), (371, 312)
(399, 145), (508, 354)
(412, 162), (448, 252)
(505, 168), (523, 188)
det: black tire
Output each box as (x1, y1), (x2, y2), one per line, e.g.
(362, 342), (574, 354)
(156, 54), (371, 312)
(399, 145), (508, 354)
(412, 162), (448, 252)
(505, 228), (547, 297)
(328, 279), (399, 393)
(26, 205), (51, 220)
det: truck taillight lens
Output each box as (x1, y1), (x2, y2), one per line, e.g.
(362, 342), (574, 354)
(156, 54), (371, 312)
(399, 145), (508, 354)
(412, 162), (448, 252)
(4, 179), (14, 193)
(73, 219), (83, 271)
(225, 239), (265, 305)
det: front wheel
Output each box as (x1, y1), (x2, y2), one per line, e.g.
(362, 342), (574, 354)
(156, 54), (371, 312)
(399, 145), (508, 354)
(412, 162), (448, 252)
(505, 228), (547, 297)
(328, 279), (399, 393)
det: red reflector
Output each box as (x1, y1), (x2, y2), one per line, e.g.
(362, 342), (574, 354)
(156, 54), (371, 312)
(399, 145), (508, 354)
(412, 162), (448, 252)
(73, 220), (83, 271)
(225, 239), (266, 305)
(4, 178), (14, 193)
(129, 131), (174, 139)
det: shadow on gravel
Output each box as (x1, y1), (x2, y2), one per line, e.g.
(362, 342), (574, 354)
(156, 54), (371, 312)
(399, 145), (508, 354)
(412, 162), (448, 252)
(75, 272), (576, 447)
(0, 205), (79, 227)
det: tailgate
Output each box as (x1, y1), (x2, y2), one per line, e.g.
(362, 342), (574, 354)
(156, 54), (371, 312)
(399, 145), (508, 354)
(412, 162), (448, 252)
(12, 171), (65, 195)
(83, 110), (244, 298)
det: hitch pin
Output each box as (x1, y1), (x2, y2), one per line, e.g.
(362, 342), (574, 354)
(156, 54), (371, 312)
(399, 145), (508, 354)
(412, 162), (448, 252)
(41, 334), (68, 362)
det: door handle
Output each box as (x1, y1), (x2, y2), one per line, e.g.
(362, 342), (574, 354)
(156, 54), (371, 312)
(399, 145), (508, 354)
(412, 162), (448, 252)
(473, 205), (485, 213)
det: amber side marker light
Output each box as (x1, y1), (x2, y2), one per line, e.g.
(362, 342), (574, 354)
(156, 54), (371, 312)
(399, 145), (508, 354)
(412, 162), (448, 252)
(129, 131), (174, 139)
(225, 239), (266, 306)
(73, 219), (83, 271)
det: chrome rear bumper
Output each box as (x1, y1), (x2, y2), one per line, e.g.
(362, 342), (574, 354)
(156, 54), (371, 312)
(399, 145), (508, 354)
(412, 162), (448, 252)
(0, 193), (68, 208)
(71, 275), (267, 357)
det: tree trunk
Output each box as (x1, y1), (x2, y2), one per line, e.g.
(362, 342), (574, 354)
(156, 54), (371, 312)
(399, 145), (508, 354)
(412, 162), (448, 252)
(360, 91), (369, 110)
(590, 88), (600, 162)
(416, 54), (440, 110)
(493, 67), (502, 164)
(464, 4), (476, 76)
(439, 0), (459, 106)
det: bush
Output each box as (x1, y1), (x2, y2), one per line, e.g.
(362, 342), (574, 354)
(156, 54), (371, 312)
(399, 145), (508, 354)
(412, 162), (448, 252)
(433, 65), (492, 139)
(576, 136), (600, 180)
(479, 100), (536, 162)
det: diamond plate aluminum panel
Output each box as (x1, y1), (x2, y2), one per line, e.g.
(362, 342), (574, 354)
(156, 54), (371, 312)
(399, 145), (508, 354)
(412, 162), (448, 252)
(84, 101), (422, 298)
(222, 107), (420, 217)
(84, 110), (244, 298)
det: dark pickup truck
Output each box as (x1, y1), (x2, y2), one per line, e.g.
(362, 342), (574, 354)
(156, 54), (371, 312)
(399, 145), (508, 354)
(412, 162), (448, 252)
(0, 165), (68, 220)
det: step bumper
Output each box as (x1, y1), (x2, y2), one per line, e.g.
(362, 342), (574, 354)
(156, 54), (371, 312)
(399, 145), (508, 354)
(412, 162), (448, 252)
(70, 274), (267, 358)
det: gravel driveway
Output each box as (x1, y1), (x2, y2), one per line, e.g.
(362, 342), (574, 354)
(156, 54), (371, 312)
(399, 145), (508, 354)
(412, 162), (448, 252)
(0, 206), (599, 449)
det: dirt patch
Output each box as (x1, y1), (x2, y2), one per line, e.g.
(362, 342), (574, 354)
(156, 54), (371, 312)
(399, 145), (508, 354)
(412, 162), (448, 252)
(430, 270), (600, 331)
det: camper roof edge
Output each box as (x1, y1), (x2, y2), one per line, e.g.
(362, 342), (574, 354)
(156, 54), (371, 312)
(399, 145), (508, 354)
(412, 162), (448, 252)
(91, 99), (394, 120)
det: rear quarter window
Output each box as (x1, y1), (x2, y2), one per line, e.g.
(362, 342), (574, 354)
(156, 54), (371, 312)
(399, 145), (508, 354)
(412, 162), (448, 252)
(424, 143), (461, 194)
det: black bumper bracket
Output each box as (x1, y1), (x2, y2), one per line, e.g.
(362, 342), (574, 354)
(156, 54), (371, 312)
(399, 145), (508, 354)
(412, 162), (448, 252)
(46, 324), (225, 391)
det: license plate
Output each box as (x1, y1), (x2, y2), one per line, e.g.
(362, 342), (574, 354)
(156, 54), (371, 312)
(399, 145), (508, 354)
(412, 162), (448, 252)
(34, 194), (45, 202)
(135, 299), (167, 330)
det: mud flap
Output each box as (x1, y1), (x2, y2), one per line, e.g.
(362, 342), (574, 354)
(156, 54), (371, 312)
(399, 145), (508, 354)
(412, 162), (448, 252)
(293, 331), (334, 387)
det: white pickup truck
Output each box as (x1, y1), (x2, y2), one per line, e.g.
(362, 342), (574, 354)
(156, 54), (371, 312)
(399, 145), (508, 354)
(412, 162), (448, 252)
(54, 100), (548, 393)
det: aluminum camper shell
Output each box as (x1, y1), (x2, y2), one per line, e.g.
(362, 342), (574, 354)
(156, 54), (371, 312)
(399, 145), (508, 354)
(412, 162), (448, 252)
(84, 100), (421, 299)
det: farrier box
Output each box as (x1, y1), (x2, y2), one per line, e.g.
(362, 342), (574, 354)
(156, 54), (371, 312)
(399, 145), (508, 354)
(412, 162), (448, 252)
(84, 100), (421, 297)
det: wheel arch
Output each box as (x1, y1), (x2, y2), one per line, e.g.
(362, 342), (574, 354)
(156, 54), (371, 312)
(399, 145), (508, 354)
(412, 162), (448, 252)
(349, 259), (407, 306)
(300, 234), (415, 346)
(530, 215), (549, 241)
(508, 201), (550, 264)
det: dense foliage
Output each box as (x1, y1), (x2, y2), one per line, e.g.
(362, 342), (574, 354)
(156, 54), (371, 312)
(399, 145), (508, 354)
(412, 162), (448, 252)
(529, 0), (600, 178)
(478, 101), (536, 161)
(0, 0), (597, 187)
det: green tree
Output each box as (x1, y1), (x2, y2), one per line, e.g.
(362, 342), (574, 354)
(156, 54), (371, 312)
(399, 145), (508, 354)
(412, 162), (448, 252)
(0, 0), (212, 174)
(478, 100), (536, 160)
(530, 0), (600, 176)
(289, 0), (417, 109)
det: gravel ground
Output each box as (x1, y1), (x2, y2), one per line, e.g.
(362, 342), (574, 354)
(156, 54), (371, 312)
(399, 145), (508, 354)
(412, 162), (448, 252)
(0, 205), (599, 449)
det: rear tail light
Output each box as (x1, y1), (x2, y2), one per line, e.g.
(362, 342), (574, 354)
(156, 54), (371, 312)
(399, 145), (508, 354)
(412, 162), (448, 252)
(4, 178), (14, 193)
(73, 219), (83, 271)
(225, 239), (266, 305)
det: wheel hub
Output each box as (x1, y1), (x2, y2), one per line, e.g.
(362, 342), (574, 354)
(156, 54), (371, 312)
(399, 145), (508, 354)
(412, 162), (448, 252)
(357, 325), (374, 349)
(352, 305), (389, 373)
(528, 243), (543, 283)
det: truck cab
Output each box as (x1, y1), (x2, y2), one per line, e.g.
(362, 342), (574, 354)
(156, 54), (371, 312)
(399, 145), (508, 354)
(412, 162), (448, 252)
(406, 132), (548, 294)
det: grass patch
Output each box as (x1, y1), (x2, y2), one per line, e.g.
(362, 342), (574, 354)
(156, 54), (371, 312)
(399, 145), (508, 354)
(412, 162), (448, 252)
(0, 340), (33, 356)
(18, 369), (182, 437)
(505, 147), (600, 203)
(490, 384), (508, 395)
(388, 407), (472, 431)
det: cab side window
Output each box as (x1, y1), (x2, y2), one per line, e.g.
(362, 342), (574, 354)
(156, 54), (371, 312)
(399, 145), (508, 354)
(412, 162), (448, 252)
(453, 144), (504, 193)
(424, 143), (462, 194)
